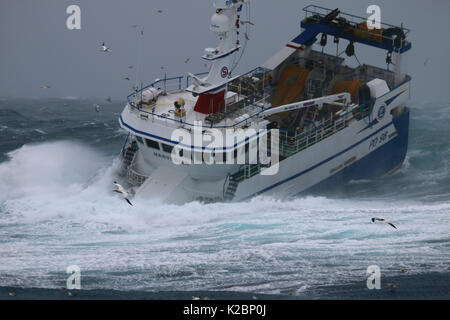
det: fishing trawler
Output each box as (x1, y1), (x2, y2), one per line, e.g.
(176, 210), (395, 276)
(118, 1), (411, 204)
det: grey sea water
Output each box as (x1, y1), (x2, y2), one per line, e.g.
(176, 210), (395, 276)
(0, 98), (449, 299)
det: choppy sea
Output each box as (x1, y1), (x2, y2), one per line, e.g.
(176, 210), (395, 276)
(0, 98), (449, 299)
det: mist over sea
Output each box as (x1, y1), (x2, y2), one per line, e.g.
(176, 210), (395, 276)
(0, 98), (449, 298)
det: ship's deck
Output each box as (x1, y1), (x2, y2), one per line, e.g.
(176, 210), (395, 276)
(126, 47), (397, 135)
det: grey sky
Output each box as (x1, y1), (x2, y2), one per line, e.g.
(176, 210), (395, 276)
(1, 0), (449, 102)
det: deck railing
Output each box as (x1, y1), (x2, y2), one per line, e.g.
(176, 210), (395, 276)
(231, 103), (369, 182)
(302, 5), (411, 52)
(126, 68), (274, 130)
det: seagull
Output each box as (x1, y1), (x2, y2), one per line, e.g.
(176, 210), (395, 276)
(371, 217), (397, 229)
(40, 85), (51, 89)
(8, 292), (16, 297)
(128, 65), (134, 69)
(244, 32), (250, 40)
(424, 58), (430, 66)
(39, 106), (48, 111)
(192, 296), (200, 300)
(131, 25), (139, 28)
(124, 77), (131, 81)
(101, 42), (111, 53)
(184, 58), (190, 64)
(93, 104), (101, 112)
(113, 181), (133, 206)
(240, 20), (255, 26)
(157, 10), (163, 14)
(106, 97), (112, 103)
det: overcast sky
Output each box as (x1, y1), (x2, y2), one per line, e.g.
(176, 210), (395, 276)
(1, 0), (449, 103)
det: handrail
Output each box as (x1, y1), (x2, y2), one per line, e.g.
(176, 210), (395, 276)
(301, 4), (411, 53)
(120, 132), (131, 157)
(126, 68), (273, 130)
(127, 90), (272, 130)
(223, 172), (230, 199)
(302, 5), (410, 34)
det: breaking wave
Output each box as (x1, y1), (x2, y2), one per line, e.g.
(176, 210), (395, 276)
(0, 100), (449, 294)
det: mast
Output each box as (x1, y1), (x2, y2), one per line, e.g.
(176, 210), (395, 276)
(188, 0), (249, 114)
(203, 0), (247, 85)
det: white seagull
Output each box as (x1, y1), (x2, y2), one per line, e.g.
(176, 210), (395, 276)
(101, 42), (111, 53)
(371, 217), (397, 229)
(113, 181), (133, 206)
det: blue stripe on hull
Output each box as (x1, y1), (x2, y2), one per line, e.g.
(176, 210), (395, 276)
(299, 108), (410, 195)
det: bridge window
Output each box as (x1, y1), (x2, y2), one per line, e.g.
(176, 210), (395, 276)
(145, 138), (160, 150)
(161, 143), (174, 153)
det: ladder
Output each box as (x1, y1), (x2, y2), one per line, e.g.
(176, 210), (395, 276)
(120, 141), (138, 175)
(224, 176), (238, 202)
(301, 107), (319, 128)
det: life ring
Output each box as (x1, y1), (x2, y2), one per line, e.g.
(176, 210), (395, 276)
(376, 103), (387, 121)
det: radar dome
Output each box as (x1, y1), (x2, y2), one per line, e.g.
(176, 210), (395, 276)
(210, 13), (230, 33)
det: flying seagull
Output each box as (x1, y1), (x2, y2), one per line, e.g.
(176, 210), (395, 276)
(128, 65), (134, 69)
(101, 42), (111, 53)
(106, 97), (112, 103)
(40, 85), (51, 89)
(157, 10), (163, 14)
(424, 58), (430, 66)
(371, 217), (397, 229)
(124, 77), (131, 81)
(113, 181), (133, 206)
(131, 24), (139, 28)
(184, 58), (191, 64)
(93, 104), (101, 112)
